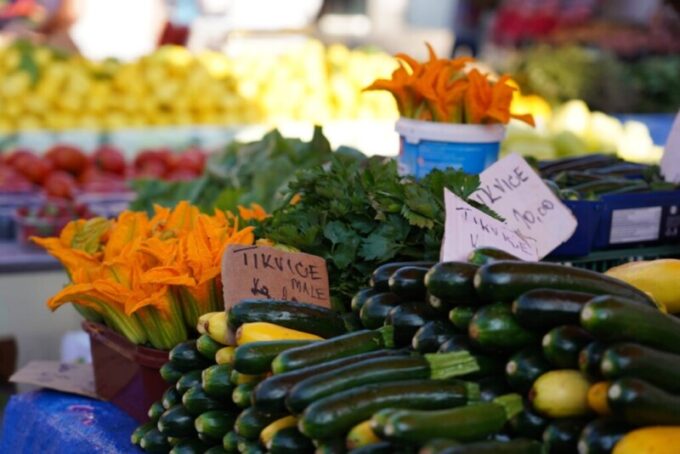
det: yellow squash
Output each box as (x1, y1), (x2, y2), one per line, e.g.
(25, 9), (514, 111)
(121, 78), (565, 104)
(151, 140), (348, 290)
(530, 370), (591, 418)
(236, 322), (323, 345)
(587, 381), (612, 416)
(606, 259), (680, 313)
(260, 416), (298, 446)
(614, 426), (680, 454)
(347, 420), (381, 449)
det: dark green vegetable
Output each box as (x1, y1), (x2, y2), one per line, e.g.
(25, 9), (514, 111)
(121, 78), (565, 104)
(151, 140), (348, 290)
(147, 400), (165, 422)
(467, 247), (520, 266)
(234, 407), (283, 439)
(158, 405), (196, 438)
(469, 303), (537, 353)
(602, 343), (680, 393)
(195, 410), (237, 444)
(478, 376), (510, 402)
(348, 441), (396, 454)
(176, 370), (203, 395)
(271, 327), (395, 374)
(509, 402), (549, 439)
(388, 266), (430, 299)
(371, 262), (435, 292)
(438, 334), (473, 353)
(197, 334), (224, 360)
(542, 418), (588, 454)
(425, 262), (479, 305)
(412, 320), (457, 353)
(505, 347), (551, 394)
(237, 438), (265, 453)
(577, 418), (629, 454)
(342, 311), (364, 332)
(579, 341), (607, 380)
(131, 421), (155, 445)
(169, 439), (210, 454)
(169, 340), (212, 371)
(475, 262), (654, 305)
(428, 293), (454, 312)
(314, 438), (346, 454)
(420, 438), (543, 454)
(370, 408), (405, 438)
(267, 427), (314, 454)
(449, 306), (475, 331)
(351, 288), (379, 314)
(204, 446), (228, 454)
(608, 378), (680, 426)
(232, 383), (255, 408)
(542, 325), (594, 369)
(227, 300), (346, 338)
(234, 340), (316, 375)
(222, 431), (241, 453)
(386, 301), (440, 347)
(140, 428), (172, 453)
(160, 362), (184, 385)
(202, 364), (233, 399)
(511, 289), (595, 331)
(182, 385), (225, 415)
(163, 386), (183, 409)
(360, 293), (400, 329)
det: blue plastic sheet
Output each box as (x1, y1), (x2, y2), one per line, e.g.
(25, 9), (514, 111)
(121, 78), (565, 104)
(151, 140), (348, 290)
(0, 390), (143, 454)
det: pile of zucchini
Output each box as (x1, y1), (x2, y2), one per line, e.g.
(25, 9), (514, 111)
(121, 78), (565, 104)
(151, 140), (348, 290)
(132, 248), (680, 453)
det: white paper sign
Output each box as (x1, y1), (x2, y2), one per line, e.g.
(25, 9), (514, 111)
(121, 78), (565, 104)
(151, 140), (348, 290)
(441, 189), (539, 262)
(660, 111), (680, 183)
(470, 153), (578, 258)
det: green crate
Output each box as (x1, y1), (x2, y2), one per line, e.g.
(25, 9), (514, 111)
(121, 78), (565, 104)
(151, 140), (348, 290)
(548, 244), (680, 273)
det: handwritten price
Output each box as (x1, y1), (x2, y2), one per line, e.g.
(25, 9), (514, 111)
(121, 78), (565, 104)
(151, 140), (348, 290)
(511, 199), (555, 231)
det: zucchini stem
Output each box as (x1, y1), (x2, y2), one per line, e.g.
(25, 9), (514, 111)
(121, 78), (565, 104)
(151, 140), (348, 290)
(464, 382), (481, 402)
(425, 351), (480, 380)
(378, 325), (395, 349)
(493, 393), (523, 420)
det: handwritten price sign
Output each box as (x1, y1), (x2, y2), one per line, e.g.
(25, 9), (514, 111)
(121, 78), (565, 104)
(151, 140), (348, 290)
(221, 245), (331, 309)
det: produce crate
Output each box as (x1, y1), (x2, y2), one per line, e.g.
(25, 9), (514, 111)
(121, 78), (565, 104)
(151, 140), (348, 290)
(83, 321), (168, 422)
(548, 244), (680, 273)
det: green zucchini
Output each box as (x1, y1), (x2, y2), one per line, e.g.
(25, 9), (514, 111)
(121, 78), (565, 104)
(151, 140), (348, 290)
(386, 301), (440, 347)
(232, 383), (255, 408)
(508, 402), (549, 439)
(577, 418), (629, 454)
(170, 340), (212, 371)
(579, 341), (607, 380)
(601, 343), (680, 392)
(227, 299), (346, 338)
(342, 311), (364, 332)
(230, 370), (264, 386)
(163, 386), (183, 409)
(474, 262), (654, 305)
(421, 438), (543, 454)
(204, 446), (227, 454)
(412, 320), (457, 353)
(203, 364), (234, 399)
(542, 418), (587, 454)
(267, 427), (314, 453)
(197, 333), (224, 360)
(351, 288), (378, 314)
(449, 306), (475, 331)
(253, 349), (407, 415)
(234, 340), (316, 375)
(160, 362), (184, 385)
(428, 294), (454, 312)
(581, 296), (680, 353)
(131, 421), (155, 445)
(380, 395), (522, 443)
(271, 327), (395, 374)
(195, 410), (237, 443)
(370, 408), (404, 438)
(140, 427), (172, 453)
(348, 441), (396, 454)
(505, 347), (551, 394)
(183, 384), (225, 415)
(437, 334), (473, 353)
(388, 266), (430, 299)
(314, 438), (346, 454)
(237, 438), (265, 453)
(478, 376), (510, 402)
(147, 400), (165, 422)
(360, 293), (400, 329)
(511, 289), (595, 331)
(176, 370), (204, 395)
(223, 431), (241, 452)
(286, 352), (479, 413)
(542, 325), (594, 369)
(235, 407), (283, 439)
(299, 379), (479, 439)
(468, 303), (537, 354)
(467, 247), (520, 266)
(608, 377), (680, 425)
(158, 404), (196, 438)
(170, 439), (210, 454)
(424, 262), (479, 305)
(371, 261), (435, 291)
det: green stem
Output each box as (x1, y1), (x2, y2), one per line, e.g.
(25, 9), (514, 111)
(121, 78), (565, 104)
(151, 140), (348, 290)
(378, 325), (395, 349)
(426, 351), (480, 380)
(493, 393), (524, 420)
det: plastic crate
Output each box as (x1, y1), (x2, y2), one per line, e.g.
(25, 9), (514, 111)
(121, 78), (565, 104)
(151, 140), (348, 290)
(548, 244), (680, 273)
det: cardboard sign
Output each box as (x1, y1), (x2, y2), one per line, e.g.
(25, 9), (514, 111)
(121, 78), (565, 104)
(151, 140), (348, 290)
(10, 361), (98, 399)
(660, 111), (680, 183)
(221, 245), (331, 309)
(470, 153), (578, 258)
(441, 189), (539, 262)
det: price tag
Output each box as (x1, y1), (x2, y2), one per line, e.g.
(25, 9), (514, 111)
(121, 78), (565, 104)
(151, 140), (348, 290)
(441, 189), (539, 262)
(660, 111), (680, 183)
(221, 245), (331, 309)
(470, 153), (578, 258)
(10, 361), (98, 399)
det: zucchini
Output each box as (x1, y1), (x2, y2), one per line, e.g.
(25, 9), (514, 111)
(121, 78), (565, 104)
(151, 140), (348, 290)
(608, 377), (680, 426)
(437, 334), (473, 352)
(195, 410), (237, 444)
(428, 294), (454, 312)
(223, 431), (241, 453)
(160, 362), (184, 385)
(529, 370), (591, 418)
(203, 364), (233, 399)
(421, 439), (542, 454)
(234, 340), (317, 375)
(158, 404), (196, 438)
(237, 438), (265, 453)
(176, 370), (204, 395)
(542, 418), (588, 454)
(577, 418), (628, 454)
(268, 427), (314, 453)
(509, 402), (549, 439)
(412, 320), (457, 353)
(342, 312), (364, 332)
(232, 383), (255, 408)
(506, 347), (551, 394)
(299, 379), (479, 439)
(140, 427), (172, 453)
(581, 296), (680, 353)
(449, 306), (475, 331)
(204, 446), (227, 454)
(601, 343), (680, 392)
(512, 289), (595, 331)
(169, 340), (212, 371)
(170, 439), (210, 454)
(371, 261), (435, 291)
(228, 300), (346, 338)
(216, 346), (236, 366)
(579, 341), (607, 380)
(468, 303), (537, 353)
(230, 370), (265, 386)
(467, 247), (520, 266)
(183, 384), (225, 415)
(131, 421), (155, 445)
(235, 406), (283, 439)
(370, 408), (403, 438)
(351, 288), (378, 314)
(260, 415), (297, 446)
(542, 325), (594, 369)
(197, 334), (224, 360)
(424, 262), (479, 305)
(286, 352), (479, 413)
(474, 262), (654, 305)
(148, 400), (165, 422)
(478, 376), (510, 402)
(314, 438), (346, 454)
(163, 386), (183, 409)
(347, 420), (381, 449)
(253, 350), (406, 416)
(388, 266), (430, 299)
(359, 293), (400, 329)
(348, 441), (396, 453)
(385, 301), (440, 347)
(380, 395), (523, 443)
(271, 327), (395, 374)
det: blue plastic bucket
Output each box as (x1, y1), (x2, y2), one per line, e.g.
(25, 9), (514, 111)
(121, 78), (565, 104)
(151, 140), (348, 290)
(396, 118), (506, 178)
